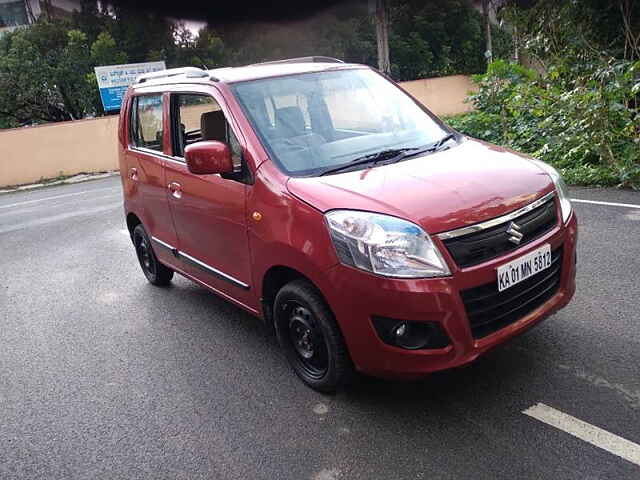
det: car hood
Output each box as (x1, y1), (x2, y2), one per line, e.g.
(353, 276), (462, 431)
(286, 139), (554, 234)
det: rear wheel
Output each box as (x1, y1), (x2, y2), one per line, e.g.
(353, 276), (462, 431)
(132, 224), (173, 286)
(274, 279), (354, 392)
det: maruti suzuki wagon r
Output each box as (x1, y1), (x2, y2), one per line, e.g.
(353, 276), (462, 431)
(118, 57), (577, 392)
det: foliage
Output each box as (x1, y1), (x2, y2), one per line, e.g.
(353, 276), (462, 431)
(212, 4), (376, 67)
(447, 58), (640, 188)
(0, 22), (95, 126)
(388, 0), (512, 80)
(446, 0), (640, 189)
(3, 0), (634, 192)
(500, 0), (640, 65)
(215, 0), (513, 82)
(90, 31), (128, 66)
(0, 5), (229, 124)
(168, 25), (226, 69)
(1, 1), (516, 127)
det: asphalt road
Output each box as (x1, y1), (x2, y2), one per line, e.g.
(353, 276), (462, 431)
(1, 176), (639, 479)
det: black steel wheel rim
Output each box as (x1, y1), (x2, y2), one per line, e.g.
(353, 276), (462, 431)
(135, 233), (155, 276)
(285, 302), (328, 379)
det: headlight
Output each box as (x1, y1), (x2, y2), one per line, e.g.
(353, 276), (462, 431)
(325, 210), (451, 278)
(531, 160), (572, 223)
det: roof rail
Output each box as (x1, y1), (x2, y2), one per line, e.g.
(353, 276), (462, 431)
(136, 67), (209, 84)
(250, 56), (344, 66)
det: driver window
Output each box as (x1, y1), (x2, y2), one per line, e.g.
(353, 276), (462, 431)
(172, 93), (242, 170)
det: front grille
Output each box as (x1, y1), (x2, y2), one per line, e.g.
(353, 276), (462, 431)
(460, 247), (563, 339)
(442, 196), (558, 268)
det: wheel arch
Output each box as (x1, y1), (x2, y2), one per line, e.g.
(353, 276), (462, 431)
(126, 212), (142, 236)
(261, 265), (331, 333)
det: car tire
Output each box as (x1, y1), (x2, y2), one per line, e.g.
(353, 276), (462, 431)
(274, 279), (354, 393)
(132, 224), (174, 286)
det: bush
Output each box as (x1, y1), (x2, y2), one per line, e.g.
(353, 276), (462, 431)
(445, 60), (640, 189)
(444, 111), (503, 146)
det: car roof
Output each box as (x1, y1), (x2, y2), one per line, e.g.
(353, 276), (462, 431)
(131, 59), (367, 90)
(209, 61), (364, 83)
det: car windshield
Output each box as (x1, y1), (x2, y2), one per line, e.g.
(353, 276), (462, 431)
(231, 68), (452, 176)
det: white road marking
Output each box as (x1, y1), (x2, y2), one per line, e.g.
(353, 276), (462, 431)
(523, 403), (640, 467)
(572, 198), (640, 209)
(312, 468), (341, 480)
(0, 187), (117, 210)
(313, 403), (329, 415)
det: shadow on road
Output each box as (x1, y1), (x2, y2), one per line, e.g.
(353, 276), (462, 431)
(158, 271), (548, 414)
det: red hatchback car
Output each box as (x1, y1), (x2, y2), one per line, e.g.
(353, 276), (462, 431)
(119, 57), (577, 392)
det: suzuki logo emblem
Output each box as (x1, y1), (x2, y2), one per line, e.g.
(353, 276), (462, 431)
(506, 221), (524, 245)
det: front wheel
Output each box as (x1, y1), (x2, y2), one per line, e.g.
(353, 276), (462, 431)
(132, 224), (174, 286)
(274, 279), (354, 392)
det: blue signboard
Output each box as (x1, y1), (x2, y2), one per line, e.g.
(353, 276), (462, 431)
(94, 61), (166, 111)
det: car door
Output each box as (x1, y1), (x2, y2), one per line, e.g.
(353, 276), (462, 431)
(163, 89), (253, 306)
(125, 92), (178, 268)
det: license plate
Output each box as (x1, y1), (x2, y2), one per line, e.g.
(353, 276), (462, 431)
(497, 244), (552, 292)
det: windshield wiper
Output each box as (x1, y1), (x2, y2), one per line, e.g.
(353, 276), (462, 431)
(319, 148), (421, 176)
(380, 134), (458, 165)
(318, 135), (458, 176)
(430, 133), (456, 152)
(386, 134), (458, 163)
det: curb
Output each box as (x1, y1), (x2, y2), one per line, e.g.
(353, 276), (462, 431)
(0, 171), (119, 195)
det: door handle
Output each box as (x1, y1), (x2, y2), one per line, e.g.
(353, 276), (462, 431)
(129, 168), (138, 181)
(168, 182), (182, 199)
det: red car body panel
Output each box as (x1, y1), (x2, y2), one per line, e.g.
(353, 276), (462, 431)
(118, 63), (577, 379)
(287, 139), (554, 234)
(321, 212), (577, 378)
(119, 89), (178, 268)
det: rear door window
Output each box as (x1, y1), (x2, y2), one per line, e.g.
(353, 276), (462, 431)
(131, 95), (164, 152)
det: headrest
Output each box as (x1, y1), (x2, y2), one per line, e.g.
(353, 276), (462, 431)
(200, 110), (226, 141)
(276, 106), (305, 136)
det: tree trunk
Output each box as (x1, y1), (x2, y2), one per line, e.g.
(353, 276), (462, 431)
(482, 0), (493, 66)
(375, 0), (390, 74)
(620, 0), (640, 60)
(24, 0), (36, 24)
(42, 0), (53, 21)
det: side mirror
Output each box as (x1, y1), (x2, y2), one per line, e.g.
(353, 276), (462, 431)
(185, 141), (233, 175)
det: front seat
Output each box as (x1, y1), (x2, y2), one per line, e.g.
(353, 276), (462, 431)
(275, 106), (325, 150)
(275, 106), (306, 138)
(200, 110), (227, 142)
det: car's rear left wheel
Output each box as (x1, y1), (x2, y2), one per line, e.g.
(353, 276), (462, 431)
(132, 224), (173, 286)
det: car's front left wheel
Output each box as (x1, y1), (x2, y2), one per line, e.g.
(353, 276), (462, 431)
(274, 279), (354, 393)
(132, 224), (173, 286)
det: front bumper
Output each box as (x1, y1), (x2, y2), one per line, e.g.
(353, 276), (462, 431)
(320, 212), (577, 379)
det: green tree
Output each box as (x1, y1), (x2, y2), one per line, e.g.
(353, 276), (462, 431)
(91, 31), (128, 66)
(0, 22), (94, 126)
(84, 31), (129, 116)
(71, 0), (110, 46)
(167, 25), (225, 68)
(191, 28), (226, 68)
(56, 29), (93, 120)
(448, 0), (640, 188)
(107, 5), (175, 63)
(213, 0), (512, 81)
(387, 0), (512, 80)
